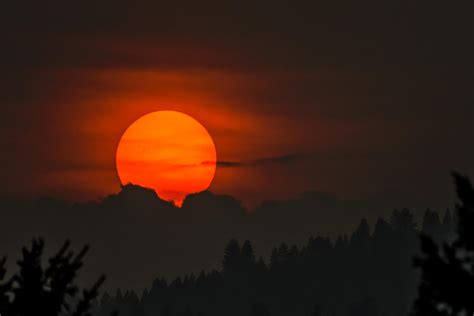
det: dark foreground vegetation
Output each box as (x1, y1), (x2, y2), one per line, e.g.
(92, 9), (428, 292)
(92, 208), (449, 316)
(1, 173), (473, 316)
(92, 174), (474, 316)
(0, 240), (105, 316)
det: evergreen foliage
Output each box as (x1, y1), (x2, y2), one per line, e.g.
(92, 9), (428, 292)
(0, 239), (104, 316)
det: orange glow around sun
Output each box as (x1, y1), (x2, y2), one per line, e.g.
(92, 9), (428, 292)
(116, 111), (217, 206)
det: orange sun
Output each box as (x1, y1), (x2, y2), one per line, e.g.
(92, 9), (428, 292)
(116, 111), (217, 206)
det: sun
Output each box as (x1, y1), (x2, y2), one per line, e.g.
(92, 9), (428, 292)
(115, 111), (217, 206)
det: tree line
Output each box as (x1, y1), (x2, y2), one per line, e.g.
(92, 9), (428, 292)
(1, 173), (473, 316)
(93, 207), (454, 316)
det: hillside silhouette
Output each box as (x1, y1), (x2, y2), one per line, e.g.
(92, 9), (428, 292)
(0, 184), (404, 291)
(1, 176), (473, 316)
(88, 174), (473, 316)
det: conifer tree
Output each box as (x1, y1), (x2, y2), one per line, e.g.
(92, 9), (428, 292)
(0, 239), (104, 316)
(413, 173), (474, 316)
(222, 239), (241, 273)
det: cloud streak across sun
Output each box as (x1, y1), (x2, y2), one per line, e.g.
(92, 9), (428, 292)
(202, 153), (306, 168)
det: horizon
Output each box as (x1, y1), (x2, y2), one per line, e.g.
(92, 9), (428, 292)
(0, 178), (462, 293)
(2, 180), (457, 216)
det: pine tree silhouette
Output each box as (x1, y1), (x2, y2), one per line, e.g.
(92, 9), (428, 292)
(0, 239), (104, 316)
(350, 219), (371, 248)
(222, 239), (241, 273)
(241, 240), (256, 266)
(412, 173), (474, 316)
(391, 208), (417, 232)
(421, 209), (442, 237)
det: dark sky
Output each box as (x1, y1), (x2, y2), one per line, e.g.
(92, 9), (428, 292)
(1, 2), (473, 210)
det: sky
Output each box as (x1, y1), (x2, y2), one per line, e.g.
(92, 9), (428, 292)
(1, 0), (473, 210)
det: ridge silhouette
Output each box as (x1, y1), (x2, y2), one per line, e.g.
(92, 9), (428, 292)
(0, 184), (381, 291)
(1, 175), (473, 316)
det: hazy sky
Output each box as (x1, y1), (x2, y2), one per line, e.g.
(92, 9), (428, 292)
(1, 0), (473, 209)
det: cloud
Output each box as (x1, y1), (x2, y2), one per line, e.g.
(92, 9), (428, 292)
(206, 153), (306, 168)
(253, 153), (304, 165)
(214, 161), (246, 167)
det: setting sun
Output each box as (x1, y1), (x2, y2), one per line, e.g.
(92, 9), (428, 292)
(115, 111), (217, 206)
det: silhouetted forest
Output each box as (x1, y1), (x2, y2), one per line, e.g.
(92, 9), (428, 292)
(91, 207), (456, 316)
(1, 174), (473, 315)
(1, 183), (425, 291)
